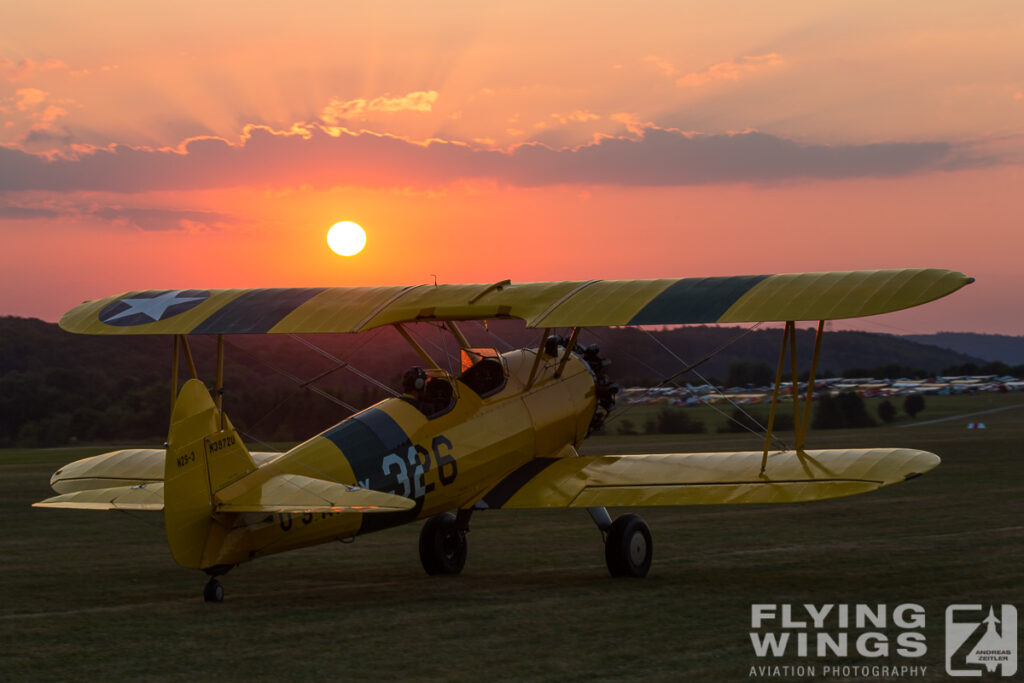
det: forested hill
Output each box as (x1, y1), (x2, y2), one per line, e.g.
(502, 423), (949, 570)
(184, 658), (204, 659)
(904, 332), (1024, 365)
(1, 316), (983, 447)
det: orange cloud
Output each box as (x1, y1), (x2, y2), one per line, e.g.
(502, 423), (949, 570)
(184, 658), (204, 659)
(9, 88), (73, 136)
(550, 110), (600, 125)
(644, 55), (679, 79)
(320, 90), (440, 123)
(610, 112), (648, 136)
(15, 88), (49, 110)
(37, 105), (68, 123)
(675, 53), (784, 87)
(0, 58), (68, 82)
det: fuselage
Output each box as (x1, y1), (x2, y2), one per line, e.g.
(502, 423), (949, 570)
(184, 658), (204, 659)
(209, 347), (598, 565)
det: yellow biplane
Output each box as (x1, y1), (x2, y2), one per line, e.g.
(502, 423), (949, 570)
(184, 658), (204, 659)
(36, 269), (971, 602)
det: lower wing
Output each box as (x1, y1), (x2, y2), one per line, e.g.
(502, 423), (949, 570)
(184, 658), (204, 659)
(34, 473), (414, 514)
(44, 448), (280, 494)
(477, 448), (939, 509)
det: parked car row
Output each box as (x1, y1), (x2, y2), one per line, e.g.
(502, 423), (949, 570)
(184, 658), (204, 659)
(620, 375), (1023, 406)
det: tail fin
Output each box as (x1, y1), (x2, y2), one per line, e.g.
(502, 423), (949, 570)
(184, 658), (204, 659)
(164, 379), (257, 569)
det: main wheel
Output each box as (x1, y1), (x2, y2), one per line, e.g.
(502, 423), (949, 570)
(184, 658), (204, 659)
(419, 512), (467, 575)
(203, 578), (224, 603)
(604, 514), (653, 578)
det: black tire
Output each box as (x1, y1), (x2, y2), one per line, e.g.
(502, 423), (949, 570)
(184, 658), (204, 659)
(604, 514), (652, 578)
(203, 578), (224, 603)
(419, 512), (467, 575)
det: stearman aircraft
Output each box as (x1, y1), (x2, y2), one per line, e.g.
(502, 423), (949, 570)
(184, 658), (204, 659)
(36, 269), (971, 602)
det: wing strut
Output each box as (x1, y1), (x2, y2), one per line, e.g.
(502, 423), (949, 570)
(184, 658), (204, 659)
(525, 328), (553, 389)
(760, 320), (826, 473)
(761, 322), (792, 472)
(171, 334), (200, 418)
(554, 327), (582, 378)
(181, 335), (198, 378)
(171, 335), (179, 418)
(446, 322), (471, 350)
(215, 334), (225, 428)
(797, 321), (826, 451)
(788, 319), (801, 449)
(394, 323), (441, 371)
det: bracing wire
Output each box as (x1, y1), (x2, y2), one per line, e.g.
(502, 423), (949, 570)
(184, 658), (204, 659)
(406, 323), (459, 371)
(288, 334), (400, 398)
(436, 322), (455, 375)
(221, 338), (358, 412)
(469, 320), (517, 351)
(237, 429), (286, 456)
(649, 323), (763, 390)
(590, 324), (789, 451)
(641, 327), (788, 451)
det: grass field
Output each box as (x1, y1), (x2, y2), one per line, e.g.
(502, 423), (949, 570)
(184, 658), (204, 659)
(2, 397), (1022, 681)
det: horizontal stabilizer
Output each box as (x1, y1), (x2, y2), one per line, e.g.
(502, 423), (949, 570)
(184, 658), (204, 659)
(481, 448), (939, 509)
(33, 483), (164, 511)
(215, 473), (416, 514)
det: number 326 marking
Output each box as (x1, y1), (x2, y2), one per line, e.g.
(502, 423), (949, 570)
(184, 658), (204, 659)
(381, 436), (457, 498)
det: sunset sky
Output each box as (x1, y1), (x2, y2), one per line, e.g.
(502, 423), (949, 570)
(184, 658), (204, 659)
(2, 2), (1022, 333)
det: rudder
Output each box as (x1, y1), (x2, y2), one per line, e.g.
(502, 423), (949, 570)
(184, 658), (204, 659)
(164, 379), (257, 569)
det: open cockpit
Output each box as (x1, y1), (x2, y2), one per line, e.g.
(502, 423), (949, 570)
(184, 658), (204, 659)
(399, 346), (508, 418)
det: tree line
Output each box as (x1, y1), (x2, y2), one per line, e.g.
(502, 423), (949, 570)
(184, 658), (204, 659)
(614, 392), (927, 437)
(0, 317), (1000, 448)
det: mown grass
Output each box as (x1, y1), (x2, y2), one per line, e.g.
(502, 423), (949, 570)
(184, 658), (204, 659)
(1, 398), (1022, 682)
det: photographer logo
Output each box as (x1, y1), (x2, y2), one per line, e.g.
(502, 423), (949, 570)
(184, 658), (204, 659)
(946, 604), (1017, 677)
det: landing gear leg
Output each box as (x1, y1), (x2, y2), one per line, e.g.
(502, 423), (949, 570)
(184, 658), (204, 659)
(419, 511), (468, 575)
(587, 506), (612, 531)
(603, 513), (652, 578)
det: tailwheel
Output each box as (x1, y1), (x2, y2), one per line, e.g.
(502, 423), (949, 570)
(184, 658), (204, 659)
(203, 578), (224, 603)
(419, 512), (467, 575)
(604, 513), (653, 578)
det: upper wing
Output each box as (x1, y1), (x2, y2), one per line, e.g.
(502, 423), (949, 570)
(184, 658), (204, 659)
(476, 448), (940, 509)
(59, 269), (971, 335)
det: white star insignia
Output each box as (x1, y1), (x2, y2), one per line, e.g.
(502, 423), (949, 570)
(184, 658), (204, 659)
(104, 290), (206, 323)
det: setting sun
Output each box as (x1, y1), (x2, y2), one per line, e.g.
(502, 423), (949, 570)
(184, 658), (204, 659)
(326, 221), (367, 256)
